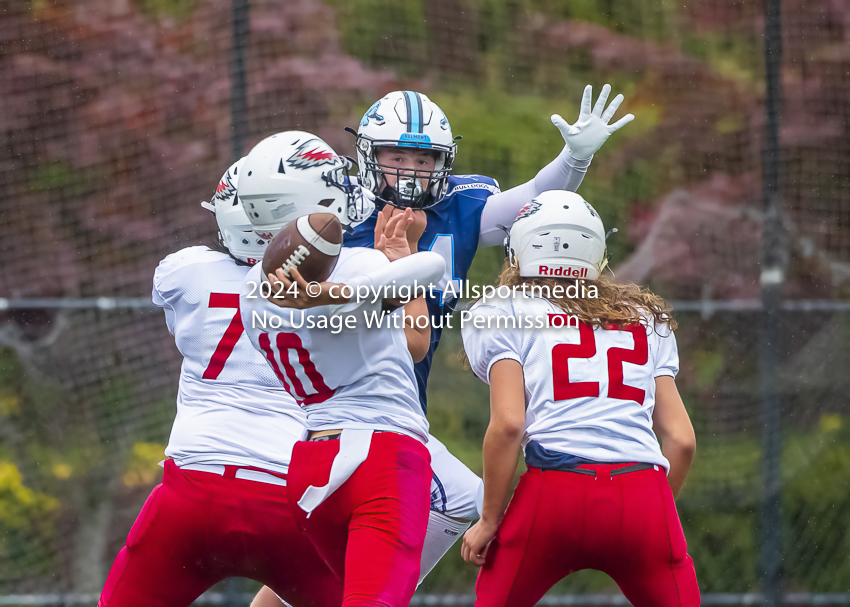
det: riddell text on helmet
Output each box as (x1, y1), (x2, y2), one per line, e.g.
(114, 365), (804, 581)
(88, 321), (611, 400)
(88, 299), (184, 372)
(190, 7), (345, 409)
(538, 265), (589, 277)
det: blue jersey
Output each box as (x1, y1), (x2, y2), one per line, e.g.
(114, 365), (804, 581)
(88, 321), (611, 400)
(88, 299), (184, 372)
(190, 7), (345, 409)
(344, 174), (500, 413)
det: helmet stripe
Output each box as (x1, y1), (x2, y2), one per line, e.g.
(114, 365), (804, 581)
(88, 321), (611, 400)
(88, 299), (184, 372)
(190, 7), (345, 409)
(414, 92), (424, 133)
(402, 91), (413, 133)
(403, 90), (422, 134)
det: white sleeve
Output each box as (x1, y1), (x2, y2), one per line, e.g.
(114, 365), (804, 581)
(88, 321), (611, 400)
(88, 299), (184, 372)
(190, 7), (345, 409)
(652, 323), (679, 378)
(331, 251), (446, 314)
(151, 264), (176, 335)
(461, 303), (523, 384)
(478, 147), (593, 248)
(346, 251), (445, 297)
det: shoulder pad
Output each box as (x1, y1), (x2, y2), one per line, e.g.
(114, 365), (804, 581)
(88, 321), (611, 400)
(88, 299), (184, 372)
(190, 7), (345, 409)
(446, 175), (500, 197)
(154, 246), (230, 286)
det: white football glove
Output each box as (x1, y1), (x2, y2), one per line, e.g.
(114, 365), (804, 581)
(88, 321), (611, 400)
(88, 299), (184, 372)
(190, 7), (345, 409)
(551, 84), (635, 160)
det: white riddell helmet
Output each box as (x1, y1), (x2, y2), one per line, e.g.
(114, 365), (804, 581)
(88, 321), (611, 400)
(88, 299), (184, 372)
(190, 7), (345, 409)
(507, 190), (607, 279)
(200, 158), (267, 264)
(238, 130), (375, 240)
(353, 90), (457, 209)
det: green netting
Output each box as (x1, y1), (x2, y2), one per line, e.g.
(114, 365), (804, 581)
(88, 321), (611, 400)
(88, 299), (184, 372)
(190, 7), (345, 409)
(0, 0), (848, 600)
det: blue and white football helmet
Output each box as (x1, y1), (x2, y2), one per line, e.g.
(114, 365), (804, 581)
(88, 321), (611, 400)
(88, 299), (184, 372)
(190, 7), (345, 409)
(354, 91), (457, 209)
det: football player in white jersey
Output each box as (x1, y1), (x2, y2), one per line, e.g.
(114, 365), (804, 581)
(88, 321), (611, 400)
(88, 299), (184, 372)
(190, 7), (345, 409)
(239, 131), (448, 606)
(459, 191), (700, 606)
(97, 159), (351, 607)
(254, 88), (634, 607)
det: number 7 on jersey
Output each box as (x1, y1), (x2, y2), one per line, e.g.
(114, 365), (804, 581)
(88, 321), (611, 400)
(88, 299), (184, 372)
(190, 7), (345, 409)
(202, 293), (244, 380)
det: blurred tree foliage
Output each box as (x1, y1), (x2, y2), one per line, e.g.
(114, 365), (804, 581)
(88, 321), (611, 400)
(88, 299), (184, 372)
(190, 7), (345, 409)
(133, 0), (198, 21)
(0, 341), (172, 591)
(333, 0), (774, 292)
(2, 0), (849, 597)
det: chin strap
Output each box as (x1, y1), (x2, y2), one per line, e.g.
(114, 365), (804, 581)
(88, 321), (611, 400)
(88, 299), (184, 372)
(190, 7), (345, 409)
(379, 185), (403, 208)
(378, 184), (429, 210)
(496, 224), (517, 267)
(598, 227), (617, 277)
(378, 175), (437, 210)
(598, 255), (610, 276)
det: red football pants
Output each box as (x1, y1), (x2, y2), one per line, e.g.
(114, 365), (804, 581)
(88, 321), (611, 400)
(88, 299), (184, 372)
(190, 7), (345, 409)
(287, 432), (432, 607)
(98, 459), (342, 607)
(475, 464), (700, 607)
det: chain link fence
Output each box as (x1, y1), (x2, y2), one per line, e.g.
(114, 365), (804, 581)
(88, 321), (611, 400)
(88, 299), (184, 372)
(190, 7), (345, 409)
(1, 0), (848, 604)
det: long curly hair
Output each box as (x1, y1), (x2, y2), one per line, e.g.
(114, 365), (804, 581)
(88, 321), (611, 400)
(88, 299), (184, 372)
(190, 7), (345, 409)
(496, 263), (676, 330)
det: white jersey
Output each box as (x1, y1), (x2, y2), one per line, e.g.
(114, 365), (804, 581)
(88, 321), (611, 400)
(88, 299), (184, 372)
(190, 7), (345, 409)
(462, 294), (677, 469)
(153, 246), (305, 474)
(241, 247), (430, 442)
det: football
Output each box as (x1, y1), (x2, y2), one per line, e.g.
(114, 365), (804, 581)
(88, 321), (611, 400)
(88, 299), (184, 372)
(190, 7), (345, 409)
(261, 213), (343, 283)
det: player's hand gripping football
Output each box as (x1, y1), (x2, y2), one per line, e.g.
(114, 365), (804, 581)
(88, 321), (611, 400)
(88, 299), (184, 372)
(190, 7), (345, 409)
(263, 266), (349, 310)
(551, 83), (635, 160)
(461, 518), (500, 567)
(375, 207), (426, 261)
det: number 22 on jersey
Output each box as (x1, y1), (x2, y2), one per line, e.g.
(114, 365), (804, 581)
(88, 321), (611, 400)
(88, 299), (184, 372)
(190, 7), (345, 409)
(550, 319), (649, 405)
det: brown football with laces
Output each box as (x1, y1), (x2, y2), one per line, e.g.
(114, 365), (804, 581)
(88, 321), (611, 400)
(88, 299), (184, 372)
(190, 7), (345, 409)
(262, 213), (343, 283)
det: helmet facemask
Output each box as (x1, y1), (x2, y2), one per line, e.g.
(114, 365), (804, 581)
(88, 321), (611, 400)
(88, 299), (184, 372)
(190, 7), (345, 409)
(320, 156), (375, 229)
(357, 137), (455, 210)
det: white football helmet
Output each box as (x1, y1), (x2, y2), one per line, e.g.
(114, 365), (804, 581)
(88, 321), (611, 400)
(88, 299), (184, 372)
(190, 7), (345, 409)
(200, 158), (268, 264)
(506, 190), (607, 279)
(238, 131), (375, 240)
(354, 91), (457, 209)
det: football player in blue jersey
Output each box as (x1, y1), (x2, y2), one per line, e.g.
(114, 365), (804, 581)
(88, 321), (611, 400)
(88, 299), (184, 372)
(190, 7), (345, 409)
(251, 86), (634, 606)
(345, 86), (633, 412)
(343, 83), (633, 570)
